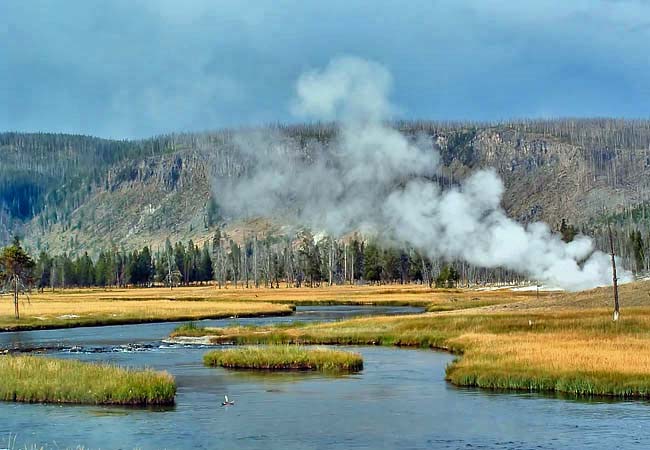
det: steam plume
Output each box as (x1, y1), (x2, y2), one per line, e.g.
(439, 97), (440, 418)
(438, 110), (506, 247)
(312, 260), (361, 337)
(216, 56), (630, 291)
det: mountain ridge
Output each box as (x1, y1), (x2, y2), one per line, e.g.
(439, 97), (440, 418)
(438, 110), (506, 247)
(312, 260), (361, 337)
(2, 119), (649, 257)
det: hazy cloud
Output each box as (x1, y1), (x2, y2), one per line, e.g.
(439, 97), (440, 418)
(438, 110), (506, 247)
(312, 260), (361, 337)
(1, 0), (649, 138)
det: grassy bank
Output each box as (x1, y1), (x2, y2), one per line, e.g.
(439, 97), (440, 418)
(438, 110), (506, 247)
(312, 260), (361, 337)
(172, 281), (650, 398)
(0, 299), (294, 332)
(204, 345), (363, 372)
(0, 355), (176, 405)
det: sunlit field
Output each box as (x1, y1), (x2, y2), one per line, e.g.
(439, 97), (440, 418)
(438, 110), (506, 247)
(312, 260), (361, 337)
(0, 283), (545, 331)
(0, 292), (293, 331)
(9, 282), (548, 304)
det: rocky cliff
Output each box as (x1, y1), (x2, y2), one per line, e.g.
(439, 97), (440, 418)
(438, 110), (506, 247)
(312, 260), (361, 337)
(2, 119), (649, 255)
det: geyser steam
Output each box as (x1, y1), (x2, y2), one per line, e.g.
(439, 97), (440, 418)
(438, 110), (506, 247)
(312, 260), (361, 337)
(217, 56), (629, 291)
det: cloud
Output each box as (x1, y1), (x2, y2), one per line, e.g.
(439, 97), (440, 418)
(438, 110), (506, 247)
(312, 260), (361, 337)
(1, 0), (649, 138)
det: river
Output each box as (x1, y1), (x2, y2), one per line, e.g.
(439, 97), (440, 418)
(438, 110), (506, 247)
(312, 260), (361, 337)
(1, 305), (649, 449)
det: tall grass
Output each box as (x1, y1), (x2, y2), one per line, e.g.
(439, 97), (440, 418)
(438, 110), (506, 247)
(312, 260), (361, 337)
(0, 356), (176, 405)
(204, 345), (363, 372)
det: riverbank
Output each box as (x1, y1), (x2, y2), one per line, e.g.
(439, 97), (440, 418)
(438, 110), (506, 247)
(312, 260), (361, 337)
(0, 355), (175, 405)
(204, 345), (363, 372)
(0, 299), (294, 332)
(171, 280), (650, 398)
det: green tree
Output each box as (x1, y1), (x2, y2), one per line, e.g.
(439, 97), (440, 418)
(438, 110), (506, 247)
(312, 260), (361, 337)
(199, 243), (214, 283)
(630, 230), (645, 273)
(95, 251), (110, 287)
(36, 250), (52, 292)
(436, 264), (460, 288)
(76, 252), (95, 287)
(363, 241), (382, 283)
(0, 237), (36, 319)
(138, 246), (154, 286)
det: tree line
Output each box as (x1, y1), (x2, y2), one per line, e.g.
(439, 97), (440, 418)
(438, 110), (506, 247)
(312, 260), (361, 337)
(23, 229), (487, 290)
(4, 217), (648, 295)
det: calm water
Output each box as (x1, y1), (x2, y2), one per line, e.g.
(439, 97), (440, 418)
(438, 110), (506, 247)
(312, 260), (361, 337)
(1, 306), (649, 450)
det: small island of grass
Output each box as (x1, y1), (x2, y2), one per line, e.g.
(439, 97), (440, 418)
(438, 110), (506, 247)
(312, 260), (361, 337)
(204, 345), (363, 373)
(0, 356), (176, 405)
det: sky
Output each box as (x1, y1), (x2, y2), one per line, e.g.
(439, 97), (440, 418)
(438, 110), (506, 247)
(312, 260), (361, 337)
(1, 0), (649, 139)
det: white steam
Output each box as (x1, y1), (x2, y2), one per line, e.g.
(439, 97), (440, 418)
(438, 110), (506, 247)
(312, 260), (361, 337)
(217, 56), (630, 291)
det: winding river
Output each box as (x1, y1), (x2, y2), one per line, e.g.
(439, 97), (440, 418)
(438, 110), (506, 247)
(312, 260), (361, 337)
(1, 305), (649, 450)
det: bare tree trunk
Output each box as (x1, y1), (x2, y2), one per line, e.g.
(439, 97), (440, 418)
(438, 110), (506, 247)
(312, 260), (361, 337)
(328, 239), (333, 286)
(217, 247), (223, 289)
(244, 239), (249, 289)
(267, 242), (272, 288)
(608, 223), (620, 321)
(14, 275), (19, 319)
(420, 256), (430, 288)
(344, 243), (348, 285)
(254, 235), (259, 288)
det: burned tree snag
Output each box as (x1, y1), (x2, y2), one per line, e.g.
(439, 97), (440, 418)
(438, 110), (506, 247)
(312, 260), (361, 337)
(608, 223), (620, 321)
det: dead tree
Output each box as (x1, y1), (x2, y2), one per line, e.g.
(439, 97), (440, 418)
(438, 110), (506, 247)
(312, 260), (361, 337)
(608, 223), (620, 321)
(344, 243), (348, 285)
(253, 235), (259, 288)
(328, 239), (333, 286)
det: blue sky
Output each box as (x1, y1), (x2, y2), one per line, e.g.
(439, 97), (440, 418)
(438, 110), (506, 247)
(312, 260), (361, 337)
(1, 0), (649, 138)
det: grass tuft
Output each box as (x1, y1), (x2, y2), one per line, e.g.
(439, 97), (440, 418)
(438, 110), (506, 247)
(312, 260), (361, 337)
(0, 356), (176, 405)
(203, 345), (363, 373)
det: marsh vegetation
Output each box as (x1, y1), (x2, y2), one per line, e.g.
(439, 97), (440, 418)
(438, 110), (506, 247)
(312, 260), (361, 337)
(204, 345), (363, 373)
(174, 280), (650, 398)
(0, 355), (176, 405)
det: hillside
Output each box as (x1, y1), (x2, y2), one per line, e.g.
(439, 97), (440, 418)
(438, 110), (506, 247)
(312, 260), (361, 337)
(2, 119), (650, 258)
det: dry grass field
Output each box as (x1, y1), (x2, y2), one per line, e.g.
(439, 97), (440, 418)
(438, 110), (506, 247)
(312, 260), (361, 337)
(0, 294), (293, 331)
(0, 283), (543, 331)
(171, 280), (650, 398)
(10, 282), (547, 304)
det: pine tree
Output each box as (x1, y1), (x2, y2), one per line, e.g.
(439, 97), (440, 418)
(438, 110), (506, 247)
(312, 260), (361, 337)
(0, 237), (36, 319)
(36, 250), (52, 292)
(630, 230), (645, 273)
(363, 241), (382, 283)
(199, 243), (214, 283)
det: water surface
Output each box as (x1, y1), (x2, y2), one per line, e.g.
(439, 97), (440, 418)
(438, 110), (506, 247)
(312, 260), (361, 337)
(1, 306), (649, 449)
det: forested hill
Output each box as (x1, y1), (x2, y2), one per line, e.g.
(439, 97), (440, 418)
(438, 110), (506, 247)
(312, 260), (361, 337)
(2, 119), (650, 259)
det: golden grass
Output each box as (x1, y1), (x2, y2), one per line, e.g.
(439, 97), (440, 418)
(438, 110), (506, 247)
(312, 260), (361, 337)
(0, 283), (543, 331)
(0, 355), (175, 405)
(0, 296), (293, 331)
(15, 283), (545, 306)
(447, 330), (650, 396)
(204, 345), (363, 372)
(170, 281), (650, 398)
